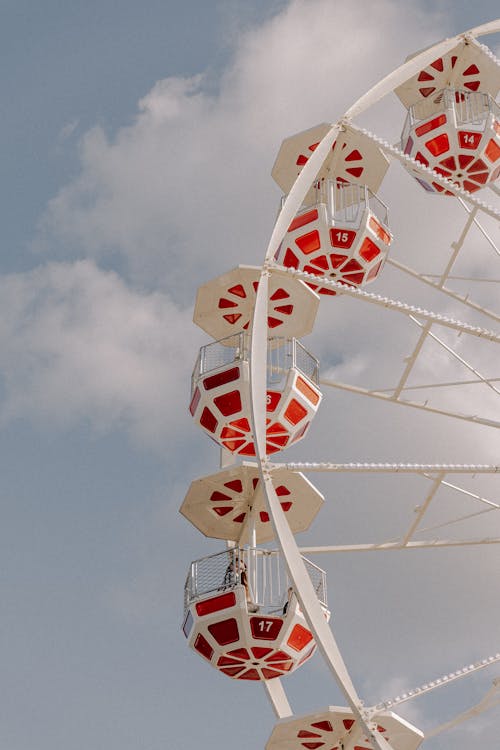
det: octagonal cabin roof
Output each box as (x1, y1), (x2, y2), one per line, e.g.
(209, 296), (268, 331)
(266, 706), (424, 750)
(271, 123), (390, 204)
(395, 36), (500, 112)
(179, 463), (324, 543)
(193, 265), (319, 340)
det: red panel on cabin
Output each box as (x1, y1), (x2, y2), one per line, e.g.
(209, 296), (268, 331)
(213, 506), (233, 517)
(425, 133), (450, 156)
(223, 313), (241, 325)
(266, 649), (293, 664)
(311, 721), (333, 732)
(266, 432), (289, 448)
(415, 151), (429, 167)
(275, 485), (291, 496)
(194, 633), (214, 661)
(200, 407), (218, 433)
(284, 399), (308, 426)
(208, 618), (240, 646)
(227, 283), (246, 298)
(227, 648), (249, 659)
(217, 656), (242, 667)
(203, 367), (240, 391)
(213, 390), (242, 417)
(415, 114), (446, 137)
(368, 218), (391, 246)
(485, 139), (500, 163)
(296, 376), (320, 405)
(359, 237), (381, 262)
(229, 417), (250, 432)
(238, 668), (260, 680)
(284, 248), (300, 269)
(288, 209), (319, 232)
(238, 442), (256, 456)
(287, 623), (314, 651)
(222, 438), (246, 452)
(224, 479), (243, 493)
(196, 592), (236, 617)
(329, 253), (348, 268)
(218, 297), (237, 309)
(266, 391), (281, 412)
(458, 131), (482, 149)
(210, 490), (231, 502)
(270, 288), (290, 301)
(295, 230), (321, 255)
(330, 227), (356, 249)
(250, 616), (283, 640)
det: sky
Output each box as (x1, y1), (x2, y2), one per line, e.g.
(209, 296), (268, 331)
(1, 2), (499, 749)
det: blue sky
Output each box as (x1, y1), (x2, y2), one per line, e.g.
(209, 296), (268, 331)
(1, 2), (499, 749)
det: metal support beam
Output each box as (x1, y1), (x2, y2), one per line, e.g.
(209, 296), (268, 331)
(263, 678), (293, 719)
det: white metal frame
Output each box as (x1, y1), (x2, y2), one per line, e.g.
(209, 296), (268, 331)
(247, 19), (500, 748)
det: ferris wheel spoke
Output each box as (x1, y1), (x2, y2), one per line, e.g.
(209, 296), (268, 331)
(365, 377), (500, 392)
(386, 258), (500, 325)
(429, 476), (500, 509)
(278, 463), (500, 474)
(299, 538), (500, 554)
(401, 472), (444, 545)
(319, 377), (500, 428)
(424, 677), (500, 739)
(387, 199), (473, 396)
(373, 654), (500, 714)
(412, 505), (498, 538)
(456, 197), (500, 259)
(409, 314), (500, 397)
(271, 265), (500, 342)
(281, 464), (500, 550)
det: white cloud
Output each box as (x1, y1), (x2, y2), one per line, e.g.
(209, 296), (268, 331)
(39, 0), (444, 294)
(0, 260), (202, 449)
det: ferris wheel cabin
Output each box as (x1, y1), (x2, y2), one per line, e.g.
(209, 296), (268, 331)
(401, 88), (500, 194)
(276, 178), (392, 294)
(395, 38), (500, 194)
(189, 333), (322, 456)
(183, 546), (329, 681)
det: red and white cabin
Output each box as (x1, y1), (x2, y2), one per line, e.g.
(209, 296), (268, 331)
(189, 333), (322, 456)
(276, 179), (392, 295)
(183, 547), (329, 681)
(401, 88), (500, 194)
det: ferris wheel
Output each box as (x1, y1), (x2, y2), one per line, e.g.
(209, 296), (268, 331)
(180, 20), (500, 750)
